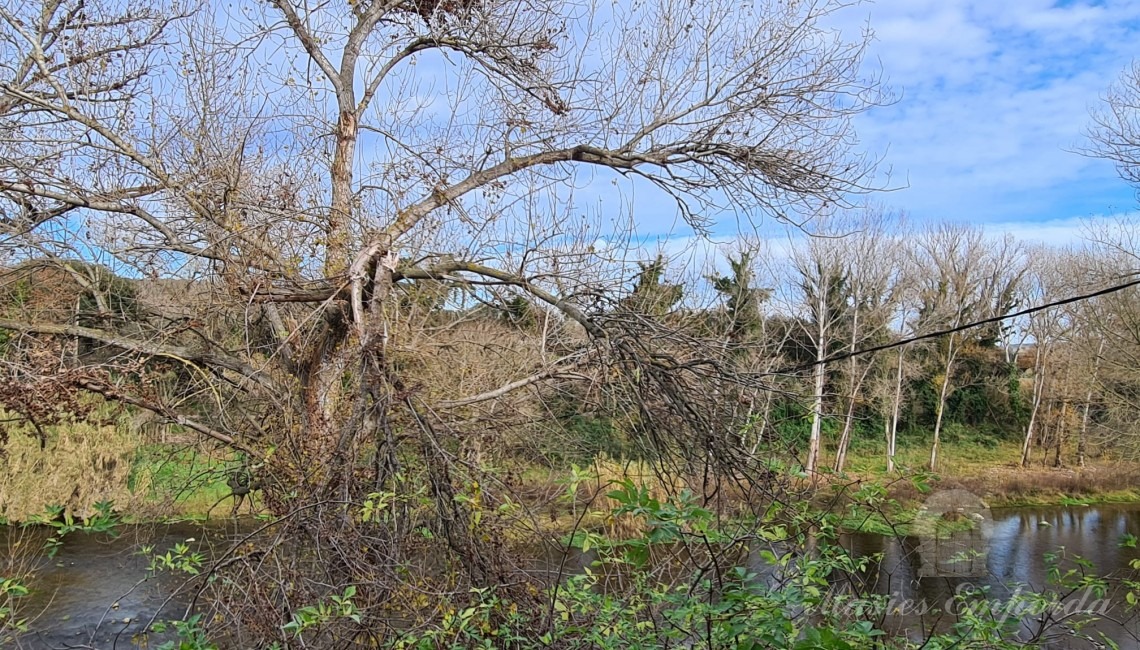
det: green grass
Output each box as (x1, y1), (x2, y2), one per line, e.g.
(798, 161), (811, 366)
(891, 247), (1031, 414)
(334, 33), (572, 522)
(838, 509), (915, 536)
(838, 508), (984, 537)
(989, 489), (1140, 508)
(829, 433), (1140, 532)
(843, 439), (1020, 477)
(128, 444), (241, 519)
(841, 435), (1140, 511)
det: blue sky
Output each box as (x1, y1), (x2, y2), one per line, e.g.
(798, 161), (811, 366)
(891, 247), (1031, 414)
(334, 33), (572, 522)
(112, 0), (1139, 269)
(840, 0), (1140, 243)
(583, 0), (1140, 264)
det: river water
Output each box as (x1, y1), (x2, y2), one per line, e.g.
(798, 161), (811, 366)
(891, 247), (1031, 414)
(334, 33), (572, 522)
(1, 520), (242, 649)
(842, 503), (1140, 648)
(4, 505), (1140, 648)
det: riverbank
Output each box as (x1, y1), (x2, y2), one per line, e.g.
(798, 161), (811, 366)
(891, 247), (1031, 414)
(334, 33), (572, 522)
(833, 441), (1140, 534)
(845, 441), (1140, 507)
(531, 443), (1140, 539)
(6, 436), (1140, 528)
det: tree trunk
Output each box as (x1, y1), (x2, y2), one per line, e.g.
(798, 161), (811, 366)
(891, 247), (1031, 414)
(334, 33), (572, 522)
(929, 335), (955, 472)
(1078, 339), (1105, 468)
(291, 87), (363, 467)
(882, 417), (892, 473)
(327, 108), (357, 275)
(807, 360), (826, 476)
(929, 380), (947, 471)
(1078, 398), (1091, 468)
(834, 303), (863, 473)
(1053, 362), (1074, 468)
(806, 286), (829, 476)
(835, 365), (872, 473)
(834, 396), (857, 473)
(750, 388), (775, 455)
(887, 347), (905, 473)
(1053, 399), (1067, 468)
(1020, 345), (1046, 467)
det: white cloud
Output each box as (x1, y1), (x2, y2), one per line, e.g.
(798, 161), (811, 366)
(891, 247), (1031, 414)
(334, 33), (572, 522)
(986, 216), (1090, 248)
(986, 211), (1140, 247)
(835, 0), (1140, 224)
(615, 1), (1140, 242)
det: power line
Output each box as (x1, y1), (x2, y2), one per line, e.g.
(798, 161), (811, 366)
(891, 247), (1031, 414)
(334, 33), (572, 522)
(769, 274), (1140, 376)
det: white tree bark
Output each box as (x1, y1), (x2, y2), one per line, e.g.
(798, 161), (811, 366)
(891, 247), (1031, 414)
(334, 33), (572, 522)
(1020, 343), (1047, 467)
(929, 332), (956, 472)
(887, 346), (906, 473)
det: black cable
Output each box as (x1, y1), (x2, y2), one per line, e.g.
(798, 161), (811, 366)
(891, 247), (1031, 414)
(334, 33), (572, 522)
(768, 274), (1140, 376)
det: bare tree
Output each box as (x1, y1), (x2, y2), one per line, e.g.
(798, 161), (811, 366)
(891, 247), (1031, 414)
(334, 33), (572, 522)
(913, 225), (1025, 471)
(1076, 335), (1106, 467)
(1017, 248), (1071, 467)
(1084, 72), (1140, 457)
(831, 208), (903, 473)
(789, 230), (847, 475)
(1071, 219), (1140, 458)
(1087, 60), (1140, 200)
(0, 0), (883, 642)
(1063, 250), (1109, 468)
(880, 224), (919, 473)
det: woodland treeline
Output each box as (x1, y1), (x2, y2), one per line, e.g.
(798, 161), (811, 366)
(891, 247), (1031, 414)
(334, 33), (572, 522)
(620, 214), (1140, 475)
(4, 213), (1139, 481)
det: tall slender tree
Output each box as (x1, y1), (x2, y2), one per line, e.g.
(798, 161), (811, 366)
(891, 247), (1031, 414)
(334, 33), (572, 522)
(832, 209), (903, 473)
(790, 234), (848, 475)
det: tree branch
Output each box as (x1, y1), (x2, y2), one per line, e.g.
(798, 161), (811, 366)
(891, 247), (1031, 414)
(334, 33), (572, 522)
(0, 318), (277, 391)
(436, 353), (590, 408)
(397, 260), (605, 338)
(384, 144), (638, 242)
(268, 0), (346, 99)
(73, 376), (260, 457)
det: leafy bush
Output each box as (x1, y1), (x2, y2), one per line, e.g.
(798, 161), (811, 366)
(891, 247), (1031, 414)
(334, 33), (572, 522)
(0, 576), (29, 639)
(389, 484), (891, 649)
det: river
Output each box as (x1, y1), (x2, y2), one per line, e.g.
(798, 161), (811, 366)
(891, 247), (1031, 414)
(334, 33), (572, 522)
(842, 503), (1140, 648)
(4, 505), (1140, 648)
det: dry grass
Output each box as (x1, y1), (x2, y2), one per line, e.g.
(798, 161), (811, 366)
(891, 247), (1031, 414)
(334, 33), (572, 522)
(865, 459), (1140, 508)
(0, 412), (140, 521)
(957, 462), (1140, 505)
(844, 438), (1140, 506)
(589, 454), (688, 498)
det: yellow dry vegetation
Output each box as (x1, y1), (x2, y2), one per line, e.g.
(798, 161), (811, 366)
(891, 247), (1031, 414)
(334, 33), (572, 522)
(0, 412), (140, 521)
(590, 454), (687, 499)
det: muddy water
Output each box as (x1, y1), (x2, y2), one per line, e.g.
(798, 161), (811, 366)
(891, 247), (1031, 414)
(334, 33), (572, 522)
(5, 506), (1140, 648)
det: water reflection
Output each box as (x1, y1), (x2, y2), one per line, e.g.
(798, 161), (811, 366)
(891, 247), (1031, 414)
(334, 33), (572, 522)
(844, 504), (1140, 648)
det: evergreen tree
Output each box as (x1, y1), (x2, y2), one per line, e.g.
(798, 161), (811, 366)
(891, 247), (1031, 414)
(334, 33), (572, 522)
(710, 253), (768, 343)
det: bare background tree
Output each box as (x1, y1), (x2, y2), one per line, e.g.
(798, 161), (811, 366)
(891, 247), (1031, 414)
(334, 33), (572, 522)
(1088, 60), (1140, 200)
